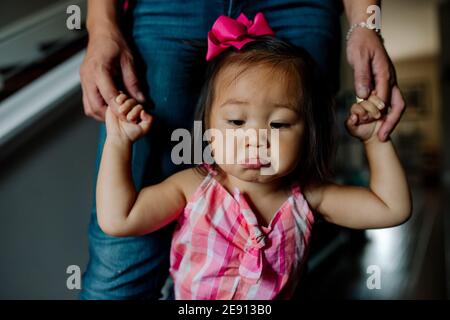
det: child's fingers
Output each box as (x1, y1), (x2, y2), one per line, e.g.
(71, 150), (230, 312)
(368, 94), (385, 110)
(347, 113), (358, 126)
(350, 103), (368, 122)
(360, 100), (381, 119)
(115, 92), (127, 105)
(118, 98), (137, 115)
(126, 104), (143, 122)
(138, 110), (153, 132)
(346, 114), (359, 133)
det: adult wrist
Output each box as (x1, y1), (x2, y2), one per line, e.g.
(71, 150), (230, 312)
(87, 20), (122, 39)
(85, 0), (122, 37)
(346, 22), (383, 43)
(343, 0), (381, 26)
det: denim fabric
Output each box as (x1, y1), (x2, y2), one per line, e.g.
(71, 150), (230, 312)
(80, 0), (342, 300)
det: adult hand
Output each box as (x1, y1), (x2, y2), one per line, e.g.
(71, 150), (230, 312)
(346, 27), (406, 141)
(79, 29), (145, 122)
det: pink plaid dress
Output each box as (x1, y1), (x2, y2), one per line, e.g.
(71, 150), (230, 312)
(169, 164), (314, 300)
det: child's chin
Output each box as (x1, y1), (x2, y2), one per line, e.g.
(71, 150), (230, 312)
(235, 168), (282, 183)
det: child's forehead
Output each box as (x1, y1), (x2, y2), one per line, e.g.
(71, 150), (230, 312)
(213, 62), (302, 103)
(217, 62), (294, 82)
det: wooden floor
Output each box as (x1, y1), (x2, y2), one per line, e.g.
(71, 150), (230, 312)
(295, 178), (448, 299)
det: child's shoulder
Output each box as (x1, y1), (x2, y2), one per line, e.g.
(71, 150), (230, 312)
(302, 182), (329, 211)
(168, 166), (208, 202)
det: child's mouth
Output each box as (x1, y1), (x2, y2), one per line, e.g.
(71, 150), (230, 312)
(239, 158), (271, 169)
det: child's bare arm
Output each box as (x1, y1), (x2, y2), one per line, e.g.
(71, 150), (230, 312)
(305, 95), (412, 229)
(96, 92), (191, 237)
(96, 138), (190, 237)
(124, 169), (197, 236)
(306, 139), (411, 229)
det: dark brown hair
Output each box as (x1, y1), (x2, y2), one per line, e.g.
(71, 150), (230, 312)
(190, 35), (336, 188)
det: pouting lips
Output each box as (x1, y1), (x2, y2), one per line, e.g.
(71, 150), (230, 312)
(239, 158), (271, 169)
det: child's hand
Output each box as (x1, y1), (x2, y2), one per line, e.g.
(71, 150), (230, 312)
(345, 94), (385, 143)
(105, 91), (153, 144)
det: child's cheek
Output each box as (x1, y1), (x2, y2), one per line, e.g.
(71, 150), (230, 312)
(276, 133), (302, 172)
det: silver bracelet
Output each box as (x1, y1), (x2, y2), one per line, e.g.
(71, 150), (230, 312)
(346, 22), (383, 43)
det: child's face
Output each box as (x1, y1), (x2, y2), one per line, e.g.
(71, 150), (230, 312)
(208, 63), (305, 183)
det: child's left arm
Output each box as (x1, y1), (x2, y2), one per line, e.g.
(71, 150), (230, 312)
(305, 94), (412, 229)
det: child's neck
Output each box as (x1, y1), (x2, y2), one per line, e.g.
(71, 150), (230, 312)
(217, 172), (292, 228)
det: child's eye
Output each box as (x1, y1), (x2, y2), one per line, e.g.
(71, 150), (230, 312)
(270, 122), (291, 129)
(227, 120), (245, 126)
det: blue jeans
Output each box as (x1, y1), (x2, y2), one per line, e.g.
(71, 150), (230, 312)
(80, 0), (342, 300)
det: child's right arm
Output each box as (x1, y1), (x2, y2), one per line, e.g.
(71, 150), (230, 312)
(96, 93), (189, 237)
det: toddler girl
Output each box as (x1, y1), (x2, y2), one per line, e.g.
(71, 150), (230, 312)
(96, 13), (411, 299)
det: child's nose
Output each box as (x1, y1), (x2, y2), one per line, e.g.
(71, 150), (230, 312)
(245, 133), (270, 149)
(246, 142), (266, 149)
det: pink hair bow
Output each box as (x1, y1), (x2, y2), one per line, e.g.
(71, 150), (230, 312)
(206, 12), (275, 61)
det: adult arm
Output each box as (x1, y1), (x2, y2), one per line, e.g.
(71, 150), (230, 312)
(343, 0), (406, 141)
(80, 0), (145, 121)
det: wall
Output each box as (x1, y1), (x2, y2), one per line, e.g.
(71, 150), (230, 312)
(0, 91), (97, 299)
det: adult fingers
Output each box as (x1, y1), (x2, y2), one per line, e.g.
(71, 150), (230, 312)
(96, 65), (121, 113)
(378, 85), (406, 141)
(353, 53), (373, 99)
(121, 55), (146, 103)
(372, 52), (393, 107)
(82, 82), (105, 121)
